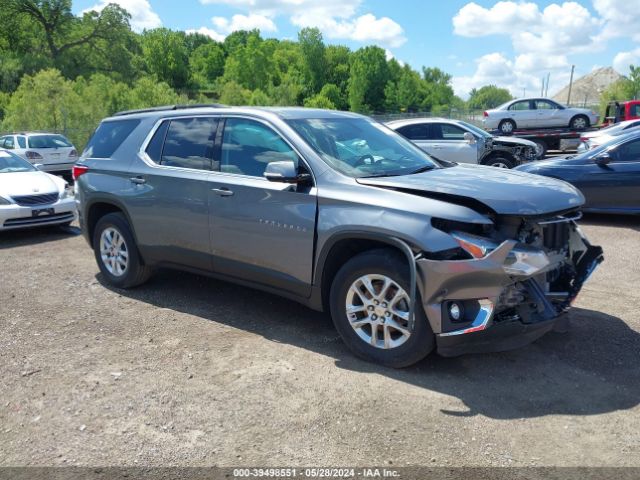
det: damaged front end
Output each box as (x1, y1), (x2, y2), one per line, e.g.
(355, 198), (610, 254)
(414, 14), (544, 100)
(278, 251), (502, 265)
(417, 212), (604, 356)
(482, 137), (537, 165)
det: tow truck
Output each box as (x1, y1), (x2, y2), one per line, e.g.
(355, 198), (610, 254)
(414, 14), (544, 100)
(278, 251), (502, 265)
(486, 126), (600, 159)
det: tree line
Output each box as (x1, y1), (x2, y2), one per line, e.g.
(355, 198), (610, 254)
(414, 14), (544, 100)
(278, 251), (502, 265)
(0, 0), (514, 148)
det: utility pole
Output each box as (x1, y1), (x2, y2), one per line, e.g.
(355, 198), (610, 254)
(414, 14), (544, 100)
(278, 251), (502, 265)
(541, 77), (545, 96)
(545, 72), (551, 97)
(567, 65), (575, 105)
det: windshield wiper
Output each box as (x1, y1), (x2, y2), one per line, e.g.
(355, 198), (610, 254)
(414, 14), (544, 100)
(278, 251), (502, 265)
(407, 165), (435, 175)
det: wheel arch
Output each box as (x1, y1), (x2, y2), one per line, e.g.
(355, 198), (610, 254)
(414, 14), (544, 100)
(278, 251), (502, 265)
(314, 232), (419, 313)
(85, 197), (139, 251)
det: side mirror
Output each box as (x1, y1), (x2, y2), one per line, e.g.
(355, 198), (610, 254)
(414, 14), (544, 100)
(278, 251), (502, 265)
(263, 160), (311, 183)
(463, 132), (476, 144)
(594, 153), (612, 166)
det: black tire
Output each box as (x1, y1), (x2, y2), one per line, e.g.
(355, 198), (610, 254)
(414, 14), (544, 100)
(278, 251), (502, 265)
(532, 140), (547, 159)
(93, 212), (152, 289)
(329, 249), (435, 368)
(498, 119), (516, 134)
(569, 115), (590, 130)
(481, 155), (515, 168)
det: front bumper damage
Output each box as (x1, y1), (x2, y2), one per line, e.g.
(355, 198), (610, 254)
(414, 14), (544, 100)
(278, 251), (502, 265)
(415, 221), (603, 356)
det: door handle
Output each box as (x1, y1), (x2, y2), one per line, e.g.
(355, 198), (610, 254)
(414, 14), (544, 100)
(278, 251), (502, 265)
(211, 187), (234, 197)
(130, 176), (146, 185)
(432, 145), (442, 149)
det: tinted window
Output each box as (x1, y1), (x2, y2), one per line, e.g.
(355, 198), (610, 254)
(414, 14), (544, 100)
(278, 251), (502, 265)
(614, 138), (640, 161)
(509, 101), (531, 111)
(84, 119), (140, 159)
(17, 136), (26, 148)
(145, 120), (169, 164)
(161, 117), (217, 170)
(397, 124), (428, 140)
(28, 134), (72, 148)
(3, 137), (14, 149)
(631, 104), (640, 117)
(221, 118), (297, 177)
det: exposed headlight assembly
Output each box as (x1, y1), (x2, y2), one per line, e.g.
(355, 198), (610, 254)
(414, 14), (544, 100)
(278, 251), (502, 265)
(451, 231), (550, 276)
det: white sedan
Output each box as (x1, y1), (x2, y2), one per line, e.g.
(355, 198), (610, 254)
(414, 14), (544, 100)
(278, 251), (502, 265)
(483, 97), (599, 134)
(0, 149), (76, 231)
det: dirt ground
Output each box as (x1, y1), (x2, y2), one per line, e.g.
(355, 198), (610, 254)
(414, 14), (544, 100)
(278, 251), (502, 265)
(1, 214), (639, 468)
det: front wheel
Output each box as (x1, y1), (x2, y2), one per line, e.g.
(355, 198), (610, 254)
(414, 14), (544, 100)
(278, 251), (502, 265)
(329, 249), (435, 368)
(93, 212), (152, 289)
(481, 156), (515, 168)
(570, 115), (589, 130)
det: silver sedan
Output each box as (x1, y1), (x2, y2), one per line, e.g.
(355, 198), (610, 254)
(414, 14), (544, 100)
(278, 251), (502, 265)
(483, 97), (599, 134)
(0, 149), (76, 231)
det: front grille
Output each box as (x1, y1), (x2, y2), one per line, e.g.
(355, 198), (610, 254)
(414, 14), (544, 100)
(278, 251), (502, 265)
(542, 222), (570, 250)
(11, 193), (59, 206)
(4, 212), (73, 227)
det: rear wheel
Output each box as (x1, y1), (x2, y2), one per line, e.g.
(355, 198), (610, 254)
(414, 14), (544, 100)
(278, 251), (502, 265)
(329, 249), (435, 368)
(481, 155), (515, 168)
(93, 212), (151, 289)
(498, 119), (516, 134)
(570, 115), (589, 130)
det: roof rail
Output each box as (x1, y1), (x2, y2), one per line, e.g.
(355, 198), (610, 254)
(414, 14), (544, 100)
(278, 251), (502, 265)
(112, 104), (226, 117)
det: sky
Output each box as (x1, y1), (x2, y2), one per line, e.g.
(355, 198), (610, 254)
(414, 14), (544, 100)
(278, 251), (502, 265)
(73, 0), (640, 99)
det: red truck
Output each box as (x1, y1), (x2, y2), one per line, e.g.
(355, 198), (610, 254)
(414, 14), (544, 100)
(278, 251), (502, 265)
(603, 100), (640, 126)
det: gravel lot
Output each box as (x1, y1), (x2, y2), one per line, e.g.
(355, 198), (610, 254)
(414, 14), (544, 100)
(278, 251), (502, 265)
(1, 214), (639, 467)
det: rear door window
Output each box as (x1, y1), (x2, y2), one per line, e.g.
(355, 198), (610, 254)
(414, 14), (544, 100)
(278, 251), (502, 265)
(83, 119), (140, 159)
(509, 101), (531, 111)
(160, 117), (217, 170)
(439, 123), (466, 140)
(397, 124), (428, 141)
(16, 136), (26, 148)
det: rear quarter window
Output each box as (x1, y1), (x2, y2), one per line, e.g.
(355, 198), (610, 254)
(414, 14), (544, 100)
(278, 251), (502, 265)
(83, 119), (141, 159)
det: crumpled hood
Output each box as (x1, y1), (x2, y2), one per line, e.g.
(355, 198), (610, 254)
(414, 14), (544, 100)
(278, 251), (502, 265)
(491, 136), (537, 148)
(356, 164), (584, 216)
(0, 171), (63, 198)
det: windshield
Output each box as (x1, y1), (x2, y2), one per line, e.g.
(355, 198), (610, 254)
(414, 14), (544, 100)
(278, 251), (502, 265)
(28, 134), (72, 149)
(287, 117), (439, 178)
(577, 132), (640, 159)
(458, 120), (492, 138)
(0, 150), (37, 173)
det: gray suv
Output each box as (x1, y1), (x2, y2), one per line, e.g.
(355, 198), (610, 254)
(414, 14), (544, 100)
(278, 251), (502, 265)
(75, 106), (603, 367)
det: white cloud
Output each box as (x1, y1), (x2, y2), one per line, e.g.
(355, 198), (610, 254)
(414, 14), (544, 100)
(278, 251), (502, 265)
(593, 0), (640, 42)
(613, 48), (640, 74)
(187, 13), (276, 41)
(195, 0), (406, 48)
(212, 13), (277, 34)
(452, 1), (603, 97)
(84, 0), (161, 32)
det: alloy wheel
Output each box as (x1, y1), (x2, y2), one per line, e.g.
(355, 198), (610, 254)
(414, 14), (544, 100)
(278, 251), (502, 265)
(345, 274), (412, 349)
(99, 227), (129, 277)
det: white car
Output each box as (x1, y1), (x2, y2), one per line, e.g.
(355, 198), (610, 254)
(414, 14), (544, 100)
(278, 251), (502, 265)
(388, 118), (537, 168)
(577, 119), (640, 152)
(482, 97), (599, 134)
(0, 149), (76, 230)
(0, 132), (78, 174)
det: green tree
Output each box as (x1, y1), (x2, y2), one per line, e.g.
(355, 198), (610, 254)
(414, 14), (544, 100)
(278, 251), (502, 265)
(467, 85), (513, 110)
(140, 28), (189, 89)
(189, 42), (225, 89)
(384, 64), (423, 112)
(248, 88), (272, 106)
(319, 84), (345, 110)
(126, 76), (183, 109)
(219, 80), (251, 105)
(421, 67), (454, 111)
(325, 45), (351, 94)
(303, 94), (335, 109)
(222, 34), (272, 90)
(348, 46), (389, 113)
(298, 27), (326, 94)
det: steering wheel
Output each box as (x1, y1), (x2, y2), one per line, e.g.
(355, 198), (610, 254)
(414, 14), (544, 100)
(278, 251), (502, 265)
(353, 154), (376, 167)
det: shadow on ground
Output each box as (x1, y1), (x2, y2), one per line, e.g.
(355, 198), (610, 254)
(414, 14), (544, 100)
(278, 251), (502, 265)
(0, 225), (81, 249)
(101, 268), (640, 421)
